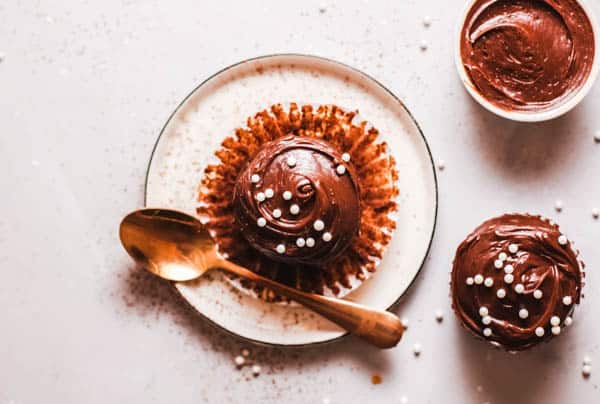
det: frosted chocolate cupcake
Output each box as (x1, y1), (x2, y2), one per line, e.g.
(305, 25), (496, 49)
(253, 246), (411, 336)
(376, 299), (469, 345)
(197, 103), (399, 298)
(451, 214), (584, 351)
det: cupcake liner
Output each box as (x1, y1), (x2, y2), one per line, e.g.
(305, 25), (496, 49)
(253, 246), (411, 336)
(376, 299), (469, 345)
(197, 103), (399, 300)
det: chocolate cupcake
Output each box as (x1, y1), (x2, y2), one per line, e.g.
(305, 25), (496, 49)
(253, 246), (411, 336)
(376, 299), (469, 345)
(197, 103), (399, 298)
(451, 214), (585, 351)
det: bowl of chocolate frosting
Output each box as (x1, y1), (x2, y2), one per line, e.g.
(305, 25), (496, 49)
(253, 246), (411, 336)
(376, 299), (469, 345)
(456, 0), (599, 122)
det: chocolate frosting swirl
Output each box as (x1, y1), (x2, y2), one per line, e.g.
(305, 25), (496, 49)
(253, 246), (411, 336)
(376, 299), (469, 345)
(451, 214), (584, 351)
(233, 135), (360, 265)
(460, 0), (595, 112)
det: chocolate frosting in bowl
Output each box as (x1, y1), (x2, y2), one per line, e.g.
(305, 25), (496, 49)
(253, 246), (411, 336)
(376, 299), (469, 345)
(233, 135), (361, 265)
(460, 0), (595, 112)
(451, 214), (584, 351)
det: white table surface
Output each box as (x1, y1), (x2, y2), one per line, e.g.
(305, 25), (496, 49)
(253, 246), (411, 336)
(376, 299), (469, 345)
(1, 0), (599, 403)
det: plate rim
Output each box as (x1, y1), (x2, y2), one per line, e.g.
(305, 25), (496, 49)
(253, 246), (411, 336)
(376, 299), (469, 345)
(144, 53), (439, 348)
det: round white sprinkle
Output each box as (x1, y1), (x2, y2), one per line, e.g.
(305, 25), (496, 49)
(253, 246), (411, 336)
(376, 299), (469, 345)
(509, 243), (519, 254)
(533, 289), (543, 299)
(419, 39), (428, 51)
(474, 274), (484, 284)
(479, 307), (489, 317)
(296, 238), (306, 248)
(499, 252), (508, 261)
(466, 277), (474, 286)
(494, 259), (503, 269)
(286, 156), (297, 167)
(264, 188), (274, 198)
(550, 316), (561, 326)
(336, 164), (346, 175)
(401, 318), (409, 328)
(276, 244), (286, 254)
(283, 190), (293, 200)
(593, 208), (599, 219)
(251, 174), (260, 183)
(313, 220), (325, 231)
(582, 364), (592, 377)
(241, 348), (250, 357)
(594, 130), (600, 143)
(482, 316), (492, 325)
(484, 277), (494, 287)
(563, 296), (573, 306)
(437, 159), (445, 171)
(519, 309), (529, 319)
(558, 235), (568, 245)
(496, 288), (506, 299)
(555, 200), (563, 212)
(435, 310), (444, 322)
(551, 326), (561, 335)
(341, 153), (351, 162)
(413, 343), (422, 356)
(564, 316), (573, 326)
(234, 355), (245, 366)
(583, 356), (592, 366)
(257, 217), (267, 227)
(256, 192), (266, 202)
(290, 204), (300, 215)
(251, 364), (261, 376)
(423, 15), (432, 27)
(322, 232), (332, 242)
(515, 283), (525, 294)
(483, 328), (492, 337)
(535, 327), (545, 337)
(504, 273), (514, 284)
(504, 264), (514, 274)
(272, 208), (282, 218)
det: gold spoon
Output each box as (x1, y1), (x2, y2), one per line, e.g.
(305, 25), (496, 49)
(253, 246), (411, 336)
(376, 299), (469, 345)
(119, 208), (405, 348)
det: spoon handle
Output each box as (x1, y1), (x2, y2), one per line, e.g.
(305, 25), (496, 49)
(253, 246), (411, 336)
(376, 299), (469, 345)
(217, 259), (405, 349)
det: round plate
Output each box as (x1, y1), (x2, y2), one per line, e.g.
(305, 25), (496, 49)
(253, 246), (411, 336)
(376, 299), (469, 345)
(145, 54), (438, 346)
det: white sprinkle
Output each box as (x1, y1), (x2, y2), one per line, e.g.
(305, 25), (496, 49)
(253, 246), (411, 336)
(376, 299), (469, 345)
(251, 174), (260, 183)
(401, 318), (409, 328)
(423, 15), (432, 27)
(535, 327), (545, 337)
(594, 130), (600, 143)
(550, 316), (561, 326)
(313, 219), (325, 231)
(551, 326), (561, 335)
(257, 217), (267, 227)
(419, 40), (428, 51)
(413, 343), (422, 356)
(582, 364), (592, 378)
(322, 232), (332, 242)
(504, 264), (514, 274)
(283, 190), (293, 200)
(496, 288), (506, 298)
(306, 237), (315, 247)
(499, 252), (508, 261)
(466, 277), (474, 286)
(484, 277), (494, 287)
(482, 315), (492, 325)
(341, 153), (351, 162)
(276, 244), (286, 254)
(533, 289), (543, 299)
(256, 192), (266, 202)
(318, 3), (327, 13)
(494, 259), (503, 269)
(519, 309), (529, 319)
(558, 235), (568, 245)
(504, 273), (514, 284)
(555, 200), (563, 212)
(583, 356), (592, 365)
(286, 156), (297, 167)
(290, 204), (300, 215)
(479, 307), (489, 317)
(251, 364), (261, 376)
(296, 238), (306, 248)
(593, 208), (599, 219)
(437, 159), (445, 171)
(515, 284), (525, 294)
(264, 188), (274, 198)
(508, 243), (519, 254)
(234, 355), (245, 366)
(435, 310), (444, 322)
(564, 316), (573, 326)
(336, 164), (346, 175)
(563, 296), (573, 305)
(241, 348), (250, 357)
(272, 209), (282, 218)
(474, 274), (484, 284)
(483, 328), (492, 337)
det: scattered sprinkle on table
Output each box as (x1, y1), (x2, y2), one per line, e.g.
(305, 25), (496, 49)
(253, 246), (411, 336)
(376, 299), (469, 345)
(592, 208), (599, 219)
(371, 374), (382, 384)
(582, 364), (592, 378)
(594, 130), (600, 143)
(251, 364), (261, 377)
(554, 200), (563, 212)
(423, 16), (431, 27)
(420, 40), (428, 51)
(437, 159), (445, 171)
(234, 355), (245, 367)
(413, 343), (422, 356)
(435, 310), (444, 322)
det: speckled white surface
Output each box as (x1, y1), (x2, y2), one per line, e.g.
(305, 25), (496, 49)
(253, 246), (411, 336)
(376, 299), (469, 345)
(1, 0), (600, 403)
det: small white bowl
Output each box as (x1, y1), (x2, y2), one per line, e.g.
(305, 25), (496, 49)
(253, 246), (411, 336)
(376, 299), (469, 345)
(455, 0), (600, 122)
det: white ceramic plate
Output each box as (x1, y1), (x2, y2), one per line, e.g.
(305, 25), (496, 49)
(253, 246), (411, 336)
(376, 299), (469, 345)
(145, 54), (437, 346)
